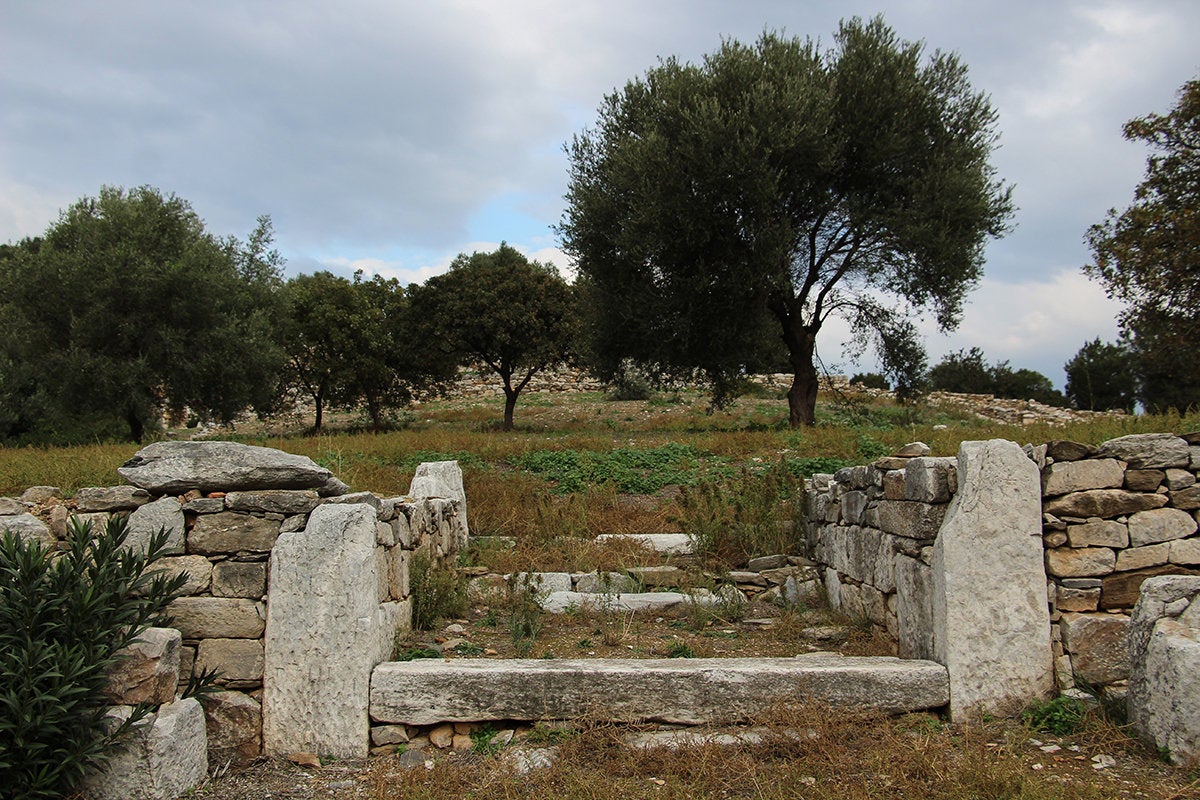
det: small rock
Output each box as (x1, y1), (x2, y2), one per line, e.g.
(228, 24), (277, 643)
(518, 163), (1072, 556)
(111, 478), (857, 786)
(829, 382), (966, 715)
(896, 442), (931, 458)
(429, 723), (454, 749)
(288, 752), (321, 768)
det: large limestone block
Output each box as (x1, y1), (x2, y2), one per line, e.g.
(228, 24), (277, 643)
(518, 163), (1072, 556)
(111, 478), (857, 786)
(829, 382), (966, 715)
(200, 690), (262, 766)
(167, 597), (265, 639)
(224, 489), (320, 515)
(196, 638), (265, 688)
(1128, 508), (1198, 547)
(0, 512), (55, 548)
(1102, 565), (1200, 610)
(540, 590), (693, 613)
(211, 560), (267, 598)
(189, 512), (281, 554)
(127, 497), (185, 556)
(894, 554), (934, 660)
(119, 441), (339, 494)
(370, 656), (949, 725)
(1042, 459), (1124, 497)
(104, 627), (181, 706)
(147, 555), (213, 596)
(1059, 613), (1130, 685)
(1045, 547), (1116, 578)
(1116, 543), (1172, 572)
(876, 501), (945, 540)
(262, 503), (396, 759)
(408, 460), (468, 537)
(1171, 486), (1200, 511)
(83, 699), (208, 800)
(1066, 519), (1128, 549)
(932, 440), (1053, 720)
(1098, 433), (1190, 469)
(1043, 489), (1167, 518)
(76, 485), (152, 512)
(903, 457), (958, 503)
(1128, 576), (1200, 764)
(1171, 538), (1200, 565)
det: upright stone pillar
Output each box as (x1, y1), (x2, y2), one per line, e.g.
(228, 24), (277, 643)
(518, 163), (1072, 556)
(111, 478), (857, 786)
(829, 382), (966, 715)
(262, 503), (400, 757)
(933, 439), (1053, 720)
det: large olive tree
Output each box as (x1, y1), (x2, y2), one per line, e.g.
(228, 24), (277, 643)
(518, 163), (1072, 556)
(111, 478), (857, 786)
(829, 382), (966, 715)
(560, 18), (1013, 426)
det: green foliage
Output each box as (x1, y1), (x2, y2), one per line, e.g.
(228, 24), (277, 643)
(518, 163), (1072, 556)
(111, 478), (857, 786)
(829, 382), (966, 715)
(514, 443), (708, 494)
(409, 550), (467, 631)
(1021, 695), (1089, 737)
(503, 572), (547, 657)
(409, 243), (579, 431)
(1086, 77), (1200, 413)
(929, 347), (1066, 406)
(470, 724), (504, 756)
(0, 515), (187, 799)
(395, 646), (442, 661)
(666, 640), (696, 658)
(849, 373), (890, 391)
(1064, 338), (1137, 412)
(0, 188), (286, 443)
(560, 17), (1012, 428)
(675, 461), (802, 567)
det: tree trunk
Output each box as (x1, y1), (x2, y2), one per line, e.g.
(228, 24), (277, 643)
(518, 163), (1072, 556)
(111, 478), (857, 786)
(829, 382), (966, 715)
(313, 388), (324, 434)
(126, 406), (146, 443)
(366, 394), (383, 432)
(502, 386), (518, 432)
(785, 326), (820, 428)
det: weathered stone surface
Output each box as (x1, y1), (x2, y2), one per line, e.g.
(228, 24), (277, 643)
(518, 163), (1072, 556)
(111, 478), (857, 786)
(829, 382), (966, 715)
(371, 724), (410, 746)
(147, 555), (212, 595)
(903, 457), (957, 503)
(1066, 519), (1128, 549)
(196, 638), (264, 687)
(1171, 486), (1200, 511)
(895, 442), (931, 458)
(894, 554), (934, 661)
(840, 490), (868, 524)
(1128, 576), (1200, 765)
(323, 491), (381, 511)
(573, 571), (636, 593)
(75, 485), (152, 512)
(1043, 489), (1168, 518)
(190, 512), (281, 554)
(104, 627), (181, 706)
(119, 441), (336, 494)
(594, 532), (693, 555)
(1102, 565), (1200, 610)
(1128, 508), (1198, 547)
(1056, 586), (1100, 612)
(83, 699), (208, 800)
(746, 554), (789, 571)
(1125, 469), (1166, 491)
(211, 561), (267, 598)
(510, 571), (573, 593)
(0, 512), (55, 548)
(127, 497), (185, 556)
(1059, 613), (1130, 685)
(224, 490), (320, 515)
(370, 656), (949, 725)
(0, 497), (24, 515)
(540, 591), (695, 613)
(876, 501), (945, 540)
(409, 460), (468, 537)
(1116, 543), (1173, 572)
(627, 565), (682, 588)
(1165, 469), (1196, 490)
(1045, 440), (1096, 462)
(183, 497), (225, 514)
(263, 504), (398, 759)
(1171, 538), (1200, 565)
(1042, 459), (1124, 497)
(200, 690), (262, 766)
(933, 440), (1052, 720)
(20, 485), (61, 503)
(1045, 547), (1116, 578)
(167, 597), (265, 639)
(1098, 433), (1190, 469)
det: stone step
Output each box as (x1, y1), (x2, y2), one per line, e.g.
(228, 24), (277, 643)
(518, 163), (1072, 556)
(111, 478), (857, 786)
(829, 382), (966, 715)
(595, 533), (693, 555)
(370, 654), (949, 726)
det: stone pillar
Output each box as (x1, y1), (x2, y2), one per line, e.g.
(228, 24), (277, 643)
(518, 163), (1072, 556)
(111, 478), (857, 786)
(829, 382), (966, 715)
(933, 439), (1053, 720)
(262, 503), (400, 758)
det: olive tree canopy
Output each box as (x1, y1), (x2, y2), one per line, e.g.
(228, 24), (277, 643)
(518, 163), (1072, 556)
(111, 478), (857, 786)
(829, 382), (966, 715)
(559, 17), (1013, 426)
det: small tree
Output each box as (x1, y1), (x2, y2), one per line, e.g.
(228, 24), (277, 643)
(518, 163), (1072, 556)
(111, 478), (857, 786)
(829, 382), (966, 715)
(1063, 338), (1136, 412)
(928, 347), (993, 394)
(410, 243), (578, 431)
(560, 18), (1013, 427)
(0, 517), (186, 799)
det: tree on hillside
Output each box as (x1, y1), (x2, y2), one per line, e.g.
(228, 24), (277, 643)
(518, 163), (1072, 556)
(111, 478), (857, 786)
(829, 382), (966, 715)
(928, 347), (1065, 406)
(1063, 338), (1136, 412)
(279, 271), (453, 432)
(409, 243), (578, 431)
(559, 17), (1013, 427)
(0, 186), (285, 443)
(1085, 76), (1200, 412)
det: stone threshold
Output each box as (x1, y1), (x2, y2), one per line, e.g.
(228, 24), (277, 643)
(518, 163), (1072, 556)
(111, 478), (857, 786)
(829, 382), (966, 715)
(370, 654), (949, 727)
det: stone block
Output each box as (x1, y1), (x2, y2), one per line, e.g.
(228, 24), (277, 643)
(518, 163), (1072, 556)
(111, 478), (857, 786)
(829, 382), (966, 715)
(840, 490), (868, 525)
(1045, 547), (1115, 578)
(1125, 469), (1165, 491)
(211, 561), (267, 598)
(183, 496), (225, 514)
(389, 546), (411, 599)
(1044, 489), (1167, 518)
(75, 485), (152, 512)
(370, 656), (949, 725)
(1056, 586), (1100, 612)
(627, 566), (682, 589)
(1059, 612), (1129, 685)
(573, 571), (636, 593)
(83, 699), (207, 800)
(409, 460), (468, 537)
(1045, 440), (1096, 461)
(20, 485), (61, 503)
(904, 457), (957, 503)
(1165, 469), (1196, 491)
(167, 597), (265, 639)
(200, 690), (262, 766)
(196, 638), (264, 688)
(147, 555), (212, 596)
(104, 627), (181, 706)
(876, 501), (945, 540)
(0, 513), (56, 548)
(1102, 565), (1200, 610)
(1170, 538), (1200, 565)
(1128, 507), (1198, 547)
(189, 512), (281, 554)
(119, 440), (336, 494)
(1115, 543), (1172, 572)
(883, 469), (906, 500)
(1042, 459), (1124, 497)
(1171, 485), (1200, 511)
(1066, 519), (1128, 548)
(224, 490), (319, 515)
(1098, 433), (1190, 469)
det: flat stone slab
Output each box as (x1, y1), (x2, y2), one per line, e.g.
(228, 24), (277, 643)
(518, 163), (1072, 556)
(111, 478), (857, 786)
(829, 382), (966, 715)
(595, 533), (693, 555)
(370, 655), (949, 726)
(119, 441), (341, 495)
(540, 590), (702, 613)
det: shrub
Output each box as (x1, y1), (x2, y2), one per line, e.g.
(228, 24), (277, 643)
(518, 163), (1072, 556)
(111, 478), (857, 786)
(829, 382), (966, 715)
(409, 549), (467, 631)
(503, 572), (547, 657)
(0, 515), (186, 800)
(849, 372), (890, 390)
(1021, 695), (1089, 736)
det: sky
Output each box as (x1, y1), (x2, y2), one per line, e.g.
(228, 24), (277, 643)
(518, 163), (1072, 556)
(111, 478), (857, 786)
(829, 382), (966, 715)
(3, 1), (1197, 387)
